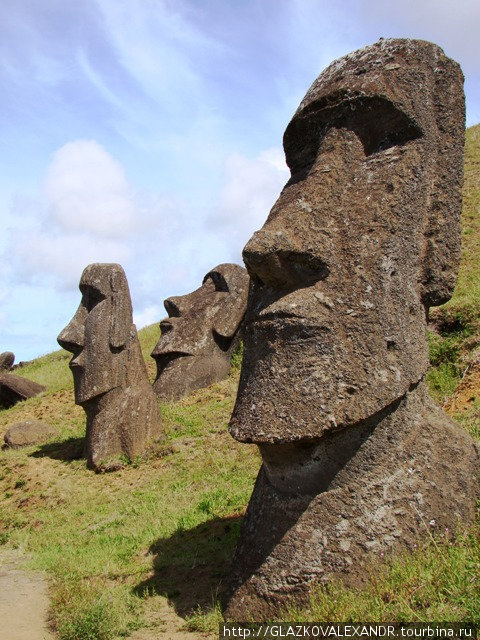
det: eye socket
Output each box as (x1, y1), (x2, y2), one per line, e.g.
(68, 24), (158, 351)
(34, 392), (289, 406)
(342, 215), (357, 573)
(80, 285), (106, 312)
(202, 271), (229, 292)
(284, 94), (423, 183)
(164, 299), (180, 317)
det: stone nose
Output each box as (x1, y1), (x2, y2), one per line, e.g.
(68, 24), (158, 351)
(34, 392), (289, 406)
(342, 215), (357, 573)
(164, 296), (184, 317)
(57, 309), (85, 354)
(243, 229), (329, 290)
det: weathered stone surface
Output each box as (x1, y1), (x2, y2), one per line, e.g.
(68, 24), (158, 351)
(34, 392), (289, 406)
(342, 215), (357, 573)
(3, 420), (58, 449)
(0, 352), (15, 370)
(0, 373), (45, 409)
(225, 39), (479, 619)
(152, 263), (249, 401)
(58, 263), (163, 472)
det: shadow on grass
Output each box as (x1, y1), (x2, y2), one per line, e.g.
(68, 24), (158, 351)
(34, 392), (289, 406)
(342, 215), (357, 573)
(31, 436), (85, 461)
(134, 514), (243, 617)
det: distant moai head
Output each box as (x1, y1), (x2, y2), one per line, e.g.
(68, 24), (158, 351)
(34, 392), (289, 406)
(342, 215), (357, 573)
(151, 263), (249, 400)
(230, 39), (465, 444)
(57, 263), (133, 405)
(0, 352), (15, 370)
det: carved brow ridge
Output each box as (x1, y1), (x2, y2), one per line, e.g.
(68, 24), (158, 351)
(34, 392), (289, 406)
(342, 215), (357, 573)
(284, 93), (423, 178)
(202, 271), (229, 292)
(79, 283), (106, 311)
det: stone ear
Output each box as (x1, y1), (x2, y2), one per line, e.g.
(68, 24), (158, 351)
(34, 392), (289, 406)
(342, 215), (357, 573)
(109, 270), (131, 349)
(212, 291), (247, 341)
(420, 214), (462, 308)
(420, 60), (464, 309)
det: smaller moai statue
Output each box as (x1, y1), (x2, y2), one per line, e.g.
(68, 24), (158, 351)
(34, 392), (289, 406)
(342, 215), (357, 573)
(58, 263), (163, 471)
(151, 263), (249, 401)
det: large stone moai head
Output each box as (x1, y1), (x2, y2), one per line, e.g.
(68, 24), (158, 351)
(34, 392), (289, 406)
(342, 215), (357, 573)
(152, 263), (249, 401)
(230, 38), (465, 444)
(58, 263), (163, 471)
(224, 40), (478, 620)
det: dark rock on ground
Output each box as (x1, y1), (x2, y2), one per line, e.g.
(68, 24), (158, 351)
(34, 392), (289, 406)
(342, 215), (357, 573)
(0, 373), (45, 409)
(3, 420), (59, 449)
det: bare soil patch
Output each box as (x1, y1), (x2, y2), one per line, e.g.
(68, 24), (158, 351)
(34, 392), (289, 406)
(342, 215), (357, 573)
(0, 549), (53, 640)
(444, 357), (480, 414)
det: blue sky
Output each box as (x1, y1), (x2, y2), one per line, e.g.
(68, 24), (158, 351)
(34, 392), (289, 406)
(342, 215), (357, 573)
(1, 0), (479, 361)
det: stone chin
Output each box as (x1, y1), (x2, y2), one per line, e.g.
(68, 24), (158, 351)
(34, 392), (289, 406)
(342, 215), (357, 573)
(152, 351), (231, 401)
(229, 284), (429, 444)
(69, 362), (120, 406)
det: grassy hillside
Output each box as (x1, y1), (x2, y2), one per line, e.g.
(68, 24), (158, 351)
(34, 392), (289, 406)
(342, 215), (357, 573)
(428, 124), (480, 443)
(0, 126), (479, 639)
(0, 328), (259, 639)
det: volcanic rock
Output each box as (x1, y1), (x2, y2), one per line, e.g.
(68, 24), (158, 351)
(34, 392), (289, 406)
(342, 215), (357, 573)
(224, 38), (479, 619)
(0, 373), (45, 409)
(3, 420), (58, 449)
(152, 263), (249, 401)
(57, 263), (164, 472)
(0, 352), (14, 370)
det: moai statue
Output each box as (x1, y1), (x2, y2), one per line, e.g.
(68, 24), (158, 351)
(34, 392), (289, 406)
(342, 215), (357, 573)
(224, 39), (480, 619)
(58, 263), (163, 471)
(151, 263), (249, 401)
(0, 352), (15, 370)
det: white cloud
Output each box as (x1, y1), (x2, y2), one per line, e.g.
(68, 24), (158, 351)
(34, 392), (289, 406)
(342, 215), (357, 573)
(2, 0), (479, 363)
(44, 140), (135, 237)
(211, 147), (289, 259)
(8, 139), (136, 290)
(94, 0), (221, 117)
(14, 231), (131, 290)
(6, 137), (223, 332)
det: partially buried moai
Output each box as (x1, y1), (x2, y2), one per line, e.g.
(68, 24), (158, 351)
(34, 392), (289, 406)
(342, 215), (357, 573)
(58, 263), (163, 471)
(224, 39), (480, 619)
(151, 263), (249, 401)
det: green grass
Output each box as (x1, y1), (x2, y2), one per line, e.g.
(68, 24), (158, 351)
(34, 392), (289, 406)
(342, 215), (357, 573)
(453, 400), (480, 441)
(52, 580), (141, 640)
(426, 329), (472, 403)
(284, 524), (480, 622)
(450, 124), (480, 310)
(0, 353), (259, 639)
(14, 349), (73, 392)
(427, 124), (480, 402)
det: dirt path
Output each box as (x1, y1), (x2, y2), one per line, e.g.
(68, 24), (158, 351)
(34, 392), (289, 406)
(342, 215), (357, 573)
(127, 596), (215, 640)
(0, 549), (213, 640)
(0, 549), (53, 640)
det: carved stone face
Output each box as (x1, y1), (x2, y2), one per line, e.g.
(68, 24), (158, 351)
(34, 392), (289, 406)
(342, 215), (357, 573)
(57, 264), (133, 405)
(229, 39), (464, 444)
(151, 263), (249, 400)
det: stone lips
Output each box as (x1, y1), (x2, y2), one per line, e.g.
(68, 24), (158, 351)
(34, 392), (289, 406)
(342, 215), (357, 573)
(58, 263), (163, 471)
(224, 39), (479, 619)
(152, 263), (249, 401)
